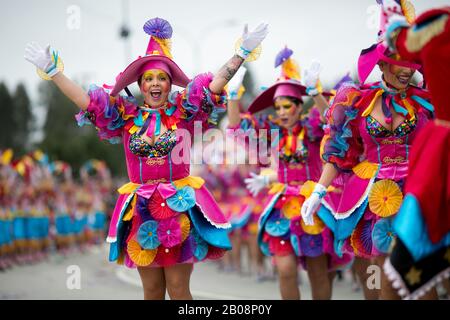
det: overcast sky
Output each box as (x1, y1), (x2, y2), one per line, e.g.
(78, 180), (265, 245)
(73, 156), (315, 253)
(1, 0), (448, 105)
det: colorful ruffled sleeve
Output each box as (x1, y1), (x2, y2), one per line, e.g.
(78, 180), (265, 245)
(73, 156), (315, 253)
(75, 85), (138, 144)
(322, 84), (364, 171)
(302, 107), (324, 143)
(228, 112), (274, 131)
(227, 112), (279, 150)
(175, 73), (227, 129)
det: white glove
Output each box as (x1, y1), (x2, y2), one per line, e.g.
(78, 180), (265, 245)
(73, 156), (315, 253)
(381, 0), (402, 17)
(301, 183), (327, 225)
(244, 172), (269, 197)
(24, 42), (60, 77)
(237, 23), (269, 59)
(381, 0), (407, 26)
(304, 60), (321, 96)
(227, 66), (247, 100)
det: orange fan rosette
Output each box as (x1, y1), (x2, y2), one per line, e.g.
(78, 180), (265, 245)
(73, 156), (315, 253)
(368, 179), (403, 218)
(127, 239), (157, 266)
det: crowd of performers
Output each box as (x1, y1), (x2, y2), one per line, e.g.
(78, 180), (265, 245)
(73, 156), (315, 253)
(0, 149), (113, 270)
(22, 0), (449, 300)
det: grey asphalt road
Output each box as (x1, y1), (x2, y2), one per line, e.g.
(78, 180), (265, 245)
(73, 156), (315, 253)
(0, 244), (363, 300)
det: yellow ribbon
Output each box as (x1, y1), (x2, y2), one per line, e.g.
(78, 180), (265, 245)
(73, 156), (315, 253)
(122, 196), (137, 221)
(352, 161), (379, 179)
(128, 113), (149, 135)
(402, 98), (416, 121)
(117, 182), (141, 194)
(268, 183), (286, 195)
(173, 176), (205, 189)
(362, 89), (384, 117)
(285, 135), (293, 156)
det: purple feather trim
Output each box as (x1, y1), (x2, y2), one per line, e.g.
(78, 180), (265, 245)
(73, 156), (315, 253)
(275, 47), (293, 68)
(333, 73), (353, 90)
(143, 17), (173, 39)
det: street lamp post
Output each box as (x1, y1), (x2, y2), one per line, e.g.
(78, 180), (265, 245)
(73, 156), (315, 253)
(175, 19), (240, 75)
(119, 0), (131, 65)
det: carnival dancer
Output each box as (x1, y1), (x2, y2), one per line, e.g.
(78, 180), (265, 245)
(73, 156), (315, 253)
(51, 161), (75, 257)
(0, 150), (15, 270)
(227, 47), (351, 299)
(81, 160), (112, 245)
(225, 79), (273, 281)
(301, 0), (434, 299)
(25, 17), (268, 300)
(379, 0), (450, 300)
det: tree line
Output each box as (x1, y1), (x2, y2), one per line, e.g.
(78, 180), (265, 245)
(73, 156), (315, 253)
(0, 81), (126, 177)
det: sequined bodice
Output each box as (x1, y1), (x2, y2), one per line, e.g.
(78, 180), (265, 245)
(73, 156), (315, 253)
(366, 115), (417, 138)
(129, 130), (177, 158)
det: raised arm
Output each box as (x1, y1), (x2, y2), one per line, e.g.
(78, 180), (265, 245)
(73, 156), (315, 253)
(24, 42), (90, 111)
(311, 94), (330, 122)
(227, 98), (242, 128)
(52, 73), (90, 111)
(209, 23), (268, 94)
(303, 60), (329, 122)
(225, 66), (247, 128)
(209, 55), (245, 94)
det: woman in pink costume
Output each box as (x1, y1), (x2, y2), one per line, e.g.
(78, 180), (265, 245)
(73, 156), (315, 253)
(24, 17), (268, 300)
(301, 0), (434, 299)
(228, 47), (351, 299)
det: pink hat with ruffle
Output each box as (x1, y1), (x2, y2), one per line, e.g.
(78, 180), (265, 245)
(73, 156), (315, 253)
(357, 1), (421, 84)
(248, 46), (331, 114)
(111, 17), (190, 96)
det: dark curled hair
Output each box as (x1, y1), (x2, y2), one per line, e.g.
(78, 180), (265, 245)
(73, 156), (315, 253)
(137, 75), (143, 87)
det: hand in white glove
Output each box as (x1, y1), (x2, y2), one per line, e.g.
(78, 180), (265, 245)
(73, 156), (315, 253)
(303, 60), (322, 96)
(227, 66), (247, 100)
(237, 23), (269, 59)
(300, 183), (327, 225)
(381, 0), (402, 17)
(244, 172), (269, 197)
(381, 0), (407, 26)
(24, 42), (60, 77)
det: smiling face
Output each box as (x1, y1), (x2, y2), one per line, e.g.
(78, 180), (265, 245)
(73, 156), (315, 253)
(139, 69), (171, 107)
(273, 96), (302, 129)
(379, 56), (415, 90)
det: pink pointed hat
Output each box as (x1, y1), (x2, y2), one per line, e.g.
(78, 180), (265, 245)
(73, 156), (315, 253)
(357, 1), (421, 84)
(248, 46), (331, 114)
(110, 17), (190, 96)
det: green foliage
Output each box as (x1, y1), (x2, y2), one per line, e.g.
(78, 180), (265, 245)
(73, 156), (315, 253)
(0, 82), (34, 156)
(12, 83), (35, 154)
(0, 82), (15, 151)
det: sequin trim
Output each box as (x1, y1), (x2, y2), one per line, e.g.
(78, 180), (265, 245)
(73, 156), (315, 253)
(366, 115), (417, 138)
(129, 130), (177, 158)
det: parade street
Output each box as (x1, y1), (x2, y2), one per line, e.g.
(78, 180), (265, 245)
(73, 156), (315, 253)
(0, 245), (362, 300)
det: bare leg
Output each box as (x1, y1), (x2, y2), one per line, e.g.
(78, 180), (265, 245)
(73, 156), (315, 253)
(442, 278), (450, 298)
(306, 255), (333, 300)
(328, 270), (337, 290)
(230, 230), (242, 274)
(164, 263), (193, 300)
(350, 263), (361, 291)
(137, 266), (166, 300)
(419, 288), (439, 300)
(353, 257), (379, 300)
(220, 251), (232, 271)
(274, 255), (300, 300)
(248, 234), (264, 278)
(375, 256), (401, 300)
